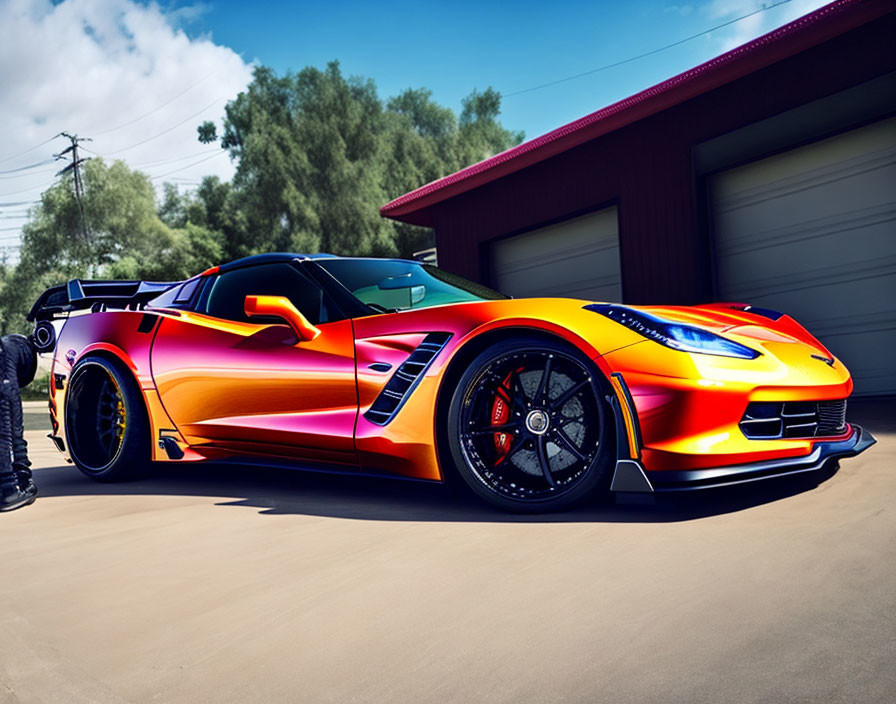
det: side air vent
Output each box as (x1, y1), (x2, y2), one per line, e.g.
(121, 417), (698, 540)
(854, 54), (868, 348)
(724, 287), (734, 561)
(363, 332), (452, 426)
(740, 400), (847, 439)
(137, 313), (158, 334)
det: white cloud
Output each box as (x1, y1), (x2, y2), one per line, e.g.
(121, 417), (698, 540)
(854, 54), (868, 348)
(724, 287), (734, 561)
(703, 0), (832, 52)
(0, 0), (253, 259)
(665, 4), (696, 16)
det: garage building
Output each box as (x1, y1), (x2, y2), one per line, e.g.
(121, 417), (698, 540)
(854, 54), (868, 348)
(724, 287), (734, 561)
(381, 0), (896, 396)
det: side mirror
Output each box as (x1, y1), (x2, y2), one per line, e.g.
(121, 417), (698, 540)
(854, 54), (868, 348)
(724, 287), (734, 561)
(244, 295), (320, 342)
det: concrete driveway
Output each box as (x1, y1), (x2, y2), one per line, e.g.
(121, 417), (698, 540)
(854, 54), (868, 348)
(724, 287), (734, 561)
(2, 401), (894, 703)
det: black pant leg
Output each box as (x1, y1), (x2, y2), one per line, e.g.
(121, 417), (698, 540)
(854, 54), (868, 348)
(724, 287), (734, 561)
(0, 391), (16, 487)
(10, 392), (30, 482)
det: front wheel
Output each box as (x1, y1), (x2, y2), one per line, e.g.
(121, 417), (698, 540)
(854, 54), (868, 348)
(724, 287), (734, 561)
(446, 337), (614, 512)
(65, 356), (149, 481)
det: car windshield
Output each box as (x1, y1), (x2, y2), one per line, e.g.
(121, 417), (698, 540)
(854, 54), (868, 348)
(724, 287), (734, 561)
(316, 259), (507, 312)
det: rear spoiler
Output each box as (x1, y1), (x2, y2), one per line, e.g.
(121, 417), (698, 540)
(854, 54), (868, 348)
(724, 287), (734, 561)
(27, 279), (179, 322)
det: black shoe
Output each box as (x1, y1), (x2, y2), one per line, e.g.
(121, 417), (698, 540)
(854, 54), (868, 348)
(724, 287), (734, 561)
(0, 482), (35, 512)
(19, 478), (38, 501)
(16, 470), (37, 500)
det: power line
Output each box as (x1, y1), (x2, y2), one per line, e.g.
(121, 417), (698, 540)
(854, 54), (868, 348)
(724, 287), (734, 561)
(90, 70), (218, 137)
(0, 70), (220, 167)
(150, 149), (227, 181)
(0, 80), (232, 194)
(102, 96), (227, 157)
(0, 168), (56, 181)
(0, 200), (39, 208)
(0, 158), (56, 175)
(502, 0), (793, 97)
(0, 134), (61, 167)
(0, 181), (54, 198)
(133, 147), (222, 169)
(82, 145), (222, 171)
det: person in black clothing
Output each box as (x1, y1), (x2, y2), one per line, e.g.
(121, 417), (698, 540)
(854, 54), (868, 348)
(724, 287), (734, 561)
(0, 333), (38, 512)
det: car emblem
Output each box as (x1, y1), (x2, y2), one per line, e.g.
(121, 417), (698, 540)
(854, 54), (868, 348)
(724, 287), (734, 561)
(811, 354), (834, 367)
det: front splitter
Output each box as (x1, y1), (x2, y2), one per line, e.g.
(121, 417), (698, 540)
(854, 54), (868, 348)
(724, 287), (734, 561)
(610, 424), (877, 493)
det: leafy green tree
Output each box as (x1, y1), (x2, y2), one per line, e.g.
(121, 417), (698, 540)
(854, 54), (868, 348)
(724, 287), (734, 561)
(458, 88), (525, 164)
(158, 182), (189, 228)
(157, 176), (250, 261)
(204, 63), (395, 257)
(198, 62), (523, 259)
(0, 159), (223, 334)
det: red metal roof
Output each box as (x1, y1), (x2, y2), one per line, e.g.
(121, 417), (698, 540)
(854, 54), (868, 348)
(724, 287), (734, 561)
(381, 0), (892, 227)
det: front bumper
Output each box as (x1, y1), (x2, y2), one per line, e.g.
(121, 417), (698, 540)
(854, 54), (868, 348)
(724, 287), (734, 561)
(610, 424), (877, 493)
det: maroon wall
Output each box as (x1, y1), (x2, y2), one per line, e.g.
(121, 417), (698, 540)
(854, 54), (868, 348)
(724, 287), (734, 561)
(430, 14), (896, 304)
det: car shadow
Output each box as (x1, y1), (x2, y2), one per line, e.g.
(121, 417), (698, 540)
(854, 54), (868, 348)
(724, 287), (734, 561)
(33, 458), (841, 523)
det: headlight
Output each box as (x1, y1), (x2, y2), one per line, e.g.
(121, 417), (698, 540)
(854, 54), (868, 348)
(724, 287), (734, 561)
(585, 304), (761, 359)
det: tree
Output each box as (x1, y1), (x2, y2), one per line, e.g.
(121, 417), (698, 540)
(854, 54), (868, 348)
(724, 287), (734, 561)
(198, 62), (523, 259)
(203, 63), (396, 257)
(458, 88), (525, 165)
(0, 159), (223, 334)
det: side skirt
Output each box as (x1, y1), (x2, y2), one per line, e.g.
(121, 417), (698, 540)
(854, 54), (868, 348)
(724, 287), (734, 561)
(205, 455), (440, 484)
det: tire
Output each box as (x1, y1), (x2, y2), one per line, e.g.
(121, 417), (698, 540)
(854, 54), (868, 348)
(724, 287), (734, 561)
(64, 356), (150, 481)
(446, 336), (614, 513)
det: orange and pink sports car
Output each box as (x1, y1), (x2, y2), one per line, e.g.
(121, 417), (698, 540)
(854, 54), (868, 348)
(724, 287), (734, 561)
(30, 253), (875, 512)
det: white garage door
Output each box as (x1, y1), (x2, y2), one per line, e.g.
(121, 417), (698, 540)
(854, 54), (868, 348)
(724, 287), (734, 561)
(490, 207), (621, 302)
(712, 117), (896, 396)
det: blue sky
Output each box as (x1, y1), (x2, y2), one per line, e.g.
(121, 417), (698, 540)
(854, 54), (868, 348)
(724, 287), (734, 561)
(178, 0), (829, 139)
(0, 0), (828, 256)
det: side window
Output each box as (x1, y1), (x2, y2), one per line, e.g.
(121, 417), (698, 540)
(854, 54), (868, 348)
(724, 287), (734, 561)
(202, 263), (334, 325)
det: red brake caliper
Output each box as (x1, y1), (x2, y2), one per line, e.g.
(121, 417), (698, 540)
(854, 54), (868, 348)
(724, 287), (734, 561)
(490, 368), (523, 462)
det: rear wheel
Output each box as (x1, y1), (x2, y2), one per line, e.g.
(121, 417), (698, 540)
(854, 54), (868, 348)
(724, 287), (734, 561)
(65, 357), (149, 481)
(446, 337), (614, 512)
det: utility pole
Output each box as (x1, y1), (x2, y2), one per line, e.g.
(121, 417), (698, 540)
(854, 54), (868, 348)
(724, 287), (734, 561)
(54, 132), (91, 239)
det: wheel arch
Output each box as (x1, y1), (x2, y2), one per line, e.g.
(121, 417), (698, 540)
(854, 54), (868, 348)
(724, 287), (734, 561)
(433, 324), (615, 482)
(77, 342), (140, 376)
(67, 350), (153, 461)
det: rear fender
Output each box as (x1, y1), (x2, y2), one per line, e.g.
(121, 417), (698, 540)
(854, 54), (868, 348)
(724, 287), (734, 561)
(53, 313), (191, 463)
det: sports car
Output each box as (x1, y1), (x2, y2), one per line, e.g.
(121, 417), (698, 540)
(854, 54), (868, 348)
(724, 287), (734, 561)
(29, 253), (875, 512)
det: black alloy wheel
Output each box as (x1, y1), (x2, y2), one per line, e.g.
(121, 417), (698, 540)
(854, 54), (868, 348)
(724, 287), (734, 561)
(65, 357), (149, 481)
(447, 337), (614, 512)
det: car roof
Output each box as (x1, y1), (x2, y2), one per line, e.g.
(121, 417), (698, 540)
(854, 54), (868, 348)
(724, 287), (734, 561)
(217, 253), (423, 273)
(217, 252), (336, 273)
